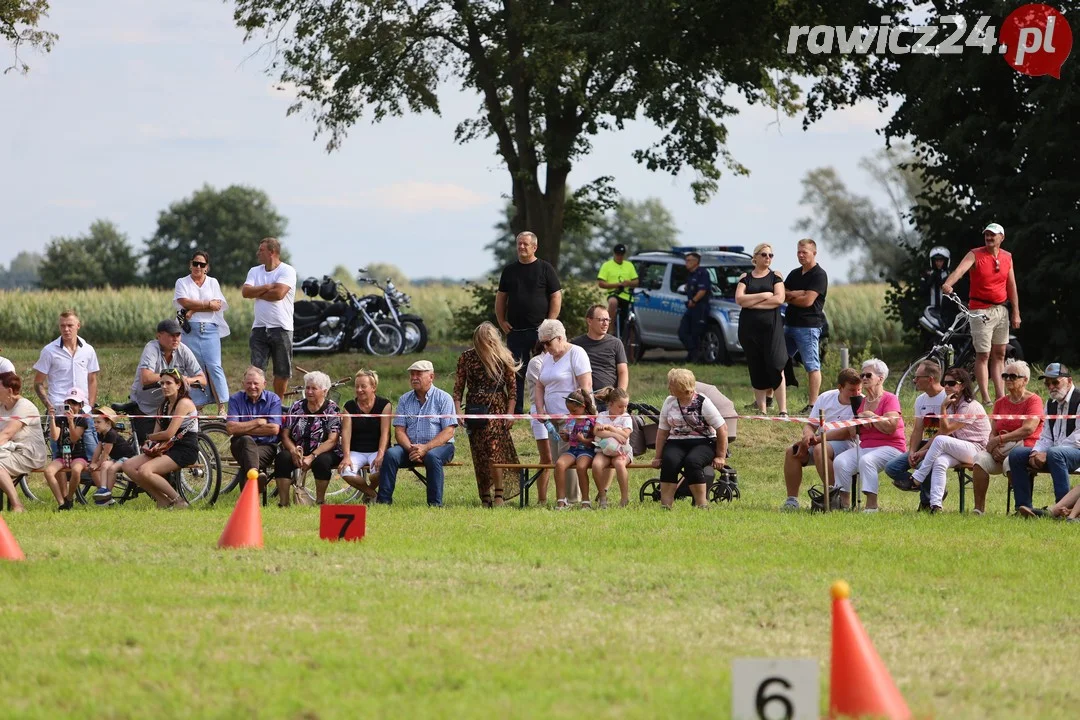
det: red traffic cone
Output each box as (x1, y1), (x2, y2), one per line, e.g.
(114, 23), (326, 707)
(0, 514), (26, 561)
(830, 580), (911, 719)
(217, 469), (264, 549)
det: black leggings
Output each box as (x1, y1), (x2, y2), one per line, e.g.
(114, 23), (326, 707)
(660, 438), (716, 485)
(274, 448), (338, 481)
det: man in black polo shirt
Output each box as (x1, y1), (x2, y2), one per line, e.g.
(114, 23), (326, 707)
(783, 238), (829, 414)
(495, 231), (562, 413)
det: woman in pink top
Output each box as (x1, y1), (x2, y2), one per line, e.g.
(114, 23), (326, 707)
(833, 358), (906, 511)
(970, 360), (1043, 514)
(908, 367), (990, 512)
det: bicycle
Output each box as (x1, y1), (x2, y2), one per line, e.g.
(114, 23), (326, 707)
(616, 289), (645, 364)
(894, 293), (996, 394)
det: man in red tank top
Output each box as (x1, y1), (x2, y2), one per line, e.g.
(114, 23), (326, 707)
(942, 223), (1021, 404)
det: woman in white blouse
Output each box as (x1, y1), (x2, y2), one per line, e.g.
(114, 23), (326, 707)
(174, 249), (230, 415)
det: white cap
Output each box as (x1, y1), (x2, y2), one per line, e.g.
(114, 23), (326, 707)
(983, 223), (1005, 235)
(407, 360), (434, 372)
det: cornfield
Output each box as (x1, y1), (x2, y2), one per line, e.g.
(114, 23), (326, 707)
(0, 284), (474, 345)
(826, 283), (905, 351)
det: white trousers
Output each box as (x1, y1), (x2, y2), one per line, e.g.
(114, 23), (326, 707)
(833, 445), (904, 495)
(912, 435), (981, 507)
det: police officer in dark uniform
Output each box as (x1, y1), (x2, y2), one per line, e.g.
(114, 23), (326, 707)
(677, 252), (711, 362)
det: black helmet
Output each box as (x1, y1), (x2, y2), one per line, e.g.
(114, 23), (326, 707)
(301, 277), (320, 297)
(318, 277), (339, 301)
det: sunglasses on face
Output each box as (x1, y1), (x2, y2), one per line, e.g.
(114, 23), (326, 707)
(860, 373), (875, 380)
(541, 338), (555, 347)
(758, 252), (774, 258)
(1045, 378), (1063, 387)
(191, 261), (208, 268)
(943, 380), (960, 387)
(1001, 373), (1025, 381)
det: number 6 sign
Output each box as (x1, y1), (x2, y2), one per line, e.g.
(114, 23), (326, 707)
(732, 659), (819, 720)
(319, 504), (366, 542)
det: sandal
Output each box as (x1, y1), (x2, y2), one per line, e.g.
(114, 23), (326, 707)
(493, 490), (505, 507)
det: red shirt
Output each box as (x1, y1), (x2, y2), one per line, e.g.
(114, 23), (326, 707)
(992, 393), (1044, 448)
(968, 247), (1011, 310)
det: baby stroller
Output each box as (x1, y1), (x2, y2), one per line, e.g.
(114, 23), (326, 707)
(634, 382), (740, 504)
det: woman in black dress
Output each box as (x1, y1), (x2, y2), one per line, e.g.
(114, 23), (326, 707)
(735, 243), (788, 415)
(339, 368), (392, 503)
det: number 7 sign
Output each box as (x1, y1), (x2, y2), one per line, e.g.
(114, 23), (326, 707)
(319, 504), (366, 542)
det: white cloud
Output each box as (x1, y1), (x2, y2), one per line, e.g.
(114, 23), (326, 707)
(287, 182), (494, 212)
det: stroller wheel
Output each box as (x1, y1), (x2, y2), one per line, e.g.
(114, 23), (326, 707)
(639, 478), (661, 503)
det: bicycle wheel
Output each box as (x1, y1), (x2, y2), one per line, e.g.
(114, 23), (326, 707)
(175, 433), (221, 505)
(18, 473), (46, 502)
(202, 420), (242, 494)
(624, 319), (644, 365)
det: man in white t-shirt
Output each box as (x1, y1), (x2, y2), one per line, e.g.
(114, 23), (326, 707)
(887, 359), (946, 493)
(242, 237), (297, 398)
(781, 368), (863, 510)
(32, 310), (102, 460)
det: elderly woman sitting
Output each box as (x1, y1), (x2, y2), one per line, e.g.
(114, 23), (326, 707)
(897, 367), (990, 512)
(969, 360), (1043, 514)
(650, 368), (729, 509)
(274, 370), (343, 506)
(832, 358), (906, 512)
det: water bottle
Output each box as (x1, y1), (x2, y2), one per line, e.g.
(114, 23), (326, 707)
(544, 420), (560, 440)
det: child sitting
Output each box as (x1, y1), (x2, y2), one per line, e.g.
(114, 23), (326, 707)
(592, 387), (634, 508)
(87, 407), (137, 505)
(43, 388), (91, 510)
(554, 390), (595, 510)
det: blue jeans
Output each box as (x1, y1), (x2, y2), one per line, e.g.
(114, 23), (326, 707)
(784, 326), (822, 372)
(884, 442), (938, 506)
(182, 323), (229, 405)
(1009, 445), (1080, 510)
(377, 443), (456, 506)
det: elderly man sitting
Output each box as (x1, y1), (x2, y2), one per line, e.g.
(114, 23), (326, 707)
(377, 360), (458, 507)
(781, 368), (861, 510)
(226, 366), (282, 492)
(1009, 363), (1080, 517)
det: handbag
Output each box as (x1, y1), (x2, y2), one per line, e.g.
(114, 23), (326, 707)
(465, 403), (490, 431)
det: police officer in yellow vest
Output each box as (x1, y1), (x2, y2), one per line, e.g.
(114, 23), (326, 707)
(596, 244), (639, 337)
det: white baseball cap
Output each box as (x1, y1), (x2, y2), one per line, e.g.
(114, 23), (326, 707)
(983, 223), (1005, 235)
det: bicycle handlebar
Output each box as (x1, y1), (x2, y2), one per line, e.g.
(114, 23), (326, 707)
(944, 293), (989, 323)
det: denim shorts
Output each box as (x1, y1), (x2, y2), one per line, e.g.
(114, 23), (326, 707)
(563, 445), (596, 460)
(785, 326), (822, 372)
(250, 327), (293, 379)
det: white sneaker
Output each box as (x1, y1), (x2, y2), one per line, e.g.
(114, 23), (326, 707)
(781, 497), (800, 511)
(972, 509), (985, 516)
(861, 507), (879, 514)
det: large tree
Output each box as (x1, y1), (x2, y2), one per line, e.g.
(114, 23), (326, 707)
(0, 250), (41, 289)
(862, 0), (1080, 362)
(38, 220), (139, 290)
(142, 184), (289, 288)
(487, 196), (678, 280)
(793, 146), (929, 282)
(1, 0), (58, 74)
(231, 0), (899, 269)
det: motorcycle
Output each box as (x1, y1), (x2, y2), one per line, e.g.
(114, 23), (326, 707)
(356, 268), (428, 354)
(293, 276), (405, 356)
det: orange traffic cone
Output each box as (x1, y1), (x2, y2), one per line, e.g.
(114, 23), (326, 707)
(217, 469), (264, 549)
(0, 514), (26, 561)
(830, 580), (911, 719)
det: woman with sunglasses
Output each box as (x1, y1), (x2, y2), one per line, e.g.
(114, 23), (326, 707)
(174, 249), (230, 415)
(735, 243), (788, 416)
(967, 361), (1043, 514)
(122, 368), (199, 509)
(832, 359), (906, 511)
(906, 367), (990, 513)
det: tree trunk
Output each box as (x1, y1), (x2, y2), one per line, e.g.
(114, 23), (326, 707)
(508, 168), (569, 271)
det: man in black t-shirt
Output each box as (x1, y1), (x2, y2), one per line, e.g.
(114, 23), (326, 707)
(783, 239), (829, 413)
(496, 231), (563, 413)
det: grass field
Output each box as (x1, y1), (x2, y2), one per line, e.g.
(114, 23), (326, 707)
(2, 343), (1077, 719)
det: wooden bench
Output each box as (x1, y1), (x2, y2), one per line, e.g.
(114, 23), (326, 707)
(258, 461), (465, 506)
(493, 463), (656, 508)
(954, 463), (1080, 514)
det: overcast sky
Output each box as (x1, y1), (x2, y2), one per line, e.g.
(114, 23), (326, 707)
(2, 0), (899, 284)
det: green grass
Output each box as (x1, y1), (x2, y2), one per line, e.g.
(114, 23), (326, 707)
(1, 344), (1077, 719)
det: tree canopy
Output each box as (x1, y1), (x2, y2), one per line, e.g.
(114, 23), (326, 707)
(1, 0), (58, 74)
(142, 184), (289, 288)
(38, 220), (139, 290)
(231, 0), (900, 269)
(0, 250), (41, 289)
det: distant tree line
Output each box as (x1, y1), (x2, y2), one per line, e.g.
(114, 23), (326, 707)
(3, 184), (289, 291)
